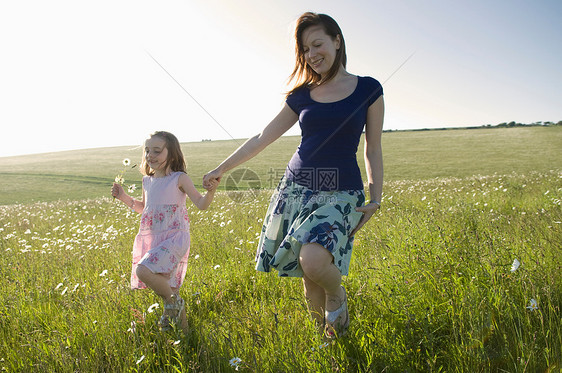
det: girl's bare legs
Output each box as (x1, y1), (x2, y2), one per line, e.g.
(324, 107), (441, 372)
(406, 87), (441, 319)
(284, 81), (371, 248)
(299, 243), (346, 331)
(136, 265), (188, 331)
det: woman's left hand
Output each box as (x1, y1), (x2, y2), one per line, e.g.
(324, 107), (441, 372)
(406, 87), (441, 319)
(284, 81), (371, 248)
(350, 202), (380, 237)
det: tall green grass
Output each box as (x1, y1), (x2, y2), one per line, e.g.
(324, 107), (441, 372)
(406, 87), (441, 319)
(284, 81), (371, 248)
(1, 171), (560, 371)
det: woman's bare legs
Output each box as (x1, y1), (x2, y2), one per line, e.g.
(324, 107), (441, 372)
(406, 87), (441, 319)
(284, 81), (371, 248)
(299, 243), (347, 333)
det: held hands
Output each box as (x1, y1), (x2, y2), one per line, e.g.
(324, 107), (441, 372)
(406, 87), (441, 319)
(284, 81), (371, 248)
(350, 201), (380, 237)
(203, 168), (223, 191)
(204, 177), (220, 192)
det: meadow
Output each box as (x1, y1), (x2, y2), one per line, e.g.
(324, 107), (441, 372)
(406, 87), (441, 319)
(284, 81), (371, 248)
(0, 126), (561, 372)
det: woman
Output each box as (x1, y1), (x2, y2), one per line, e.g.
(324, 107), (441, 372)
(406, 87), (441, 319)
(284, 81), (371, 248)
(203, 12), (384, 338)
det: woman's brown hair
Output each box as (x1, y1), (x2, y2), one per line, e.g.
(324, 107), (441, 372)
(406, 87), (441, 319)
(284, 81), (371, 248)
(287, 12), (347, 97)
(140, 131), (187, 176)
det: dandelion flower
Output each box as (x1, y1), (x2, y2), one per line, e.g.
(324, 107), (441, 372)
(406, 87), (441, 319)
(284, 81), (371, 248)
(526, 299), (538, 311)
(123, 158), (131, 166)
(147, 303), (159, 313)
(99, 269), (108, 277)
(510, 259), (521, 273)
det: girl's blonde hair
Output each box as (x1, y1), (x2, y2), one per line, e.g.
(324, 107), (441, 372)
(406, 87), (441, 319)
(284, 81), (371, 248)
(140, 131), (187, 176)
(287, 12), (347, 97)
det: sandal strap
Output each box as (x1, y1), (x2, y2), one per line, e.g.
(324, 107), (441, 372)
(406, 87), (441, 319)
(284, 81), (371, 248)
(325, 287), (347, 324)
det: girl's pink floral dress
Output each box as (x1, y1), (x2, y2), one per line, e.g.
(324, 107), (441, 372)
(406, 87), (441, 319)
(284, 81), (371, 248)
(131, 171), (190, 290)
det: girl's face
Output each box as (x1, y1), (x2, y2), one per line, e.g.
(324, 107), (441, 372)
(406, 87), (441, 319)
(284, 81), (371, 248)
(144, 136), (169, 175)
(301, 25), (341, 77)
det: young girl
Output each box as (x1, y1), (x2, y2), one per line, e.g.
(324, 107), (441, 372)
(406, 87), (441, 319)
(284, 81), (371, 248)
(112, 131), (218, 331)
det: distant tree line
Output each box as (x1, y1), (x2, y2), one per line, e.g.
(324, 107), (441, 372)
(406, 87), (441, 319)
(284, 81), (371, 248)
(383, 120), (561, 133)
(491, 121), (561, 128)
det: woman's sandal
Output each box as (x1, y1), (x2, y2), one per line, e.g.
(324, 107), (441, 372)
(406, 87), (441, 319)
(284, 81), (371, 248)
(324, 286), (349, 339)
(158, 294), (185, 332)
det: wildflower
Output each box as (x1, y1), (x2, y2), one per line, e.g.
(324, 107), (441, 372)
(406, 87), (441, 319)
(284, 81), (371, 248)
(136, 355), (145, 365)
(526, 299), (538, 311)
(127, 321), (137, 333)
(115, 176), (125, 184)
(99, 269), (108, 277)
(229, 357), (242, 370)
(147, 303), (159, 313)
(127, 184), (137, 193)
(194, 254), (200, 259)
(123, 158), (131, 166)
(510, 259), (521, 273)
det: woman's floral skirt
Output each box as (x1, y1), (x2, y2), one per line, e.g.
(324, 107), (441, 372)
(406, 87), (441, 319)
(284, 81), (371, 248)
(255, 177), (365, 277)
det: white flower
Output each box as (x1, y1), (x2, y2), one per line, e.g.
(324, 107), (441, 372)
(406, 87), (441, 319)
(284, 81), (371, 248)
(136, 355), (145, 365)
(526, 299), (538, 311)
(115, 176), (124, 184)
(128, 321), (137, 333)
(123, 158), (131, 166)
(147, 303), (159, 313)
(194, 254), (200, 259)
(128, 184), (137, 193)
(99, 269), (108, 277)
(510, 259), (521, 273)
(229, 357), (242, 369)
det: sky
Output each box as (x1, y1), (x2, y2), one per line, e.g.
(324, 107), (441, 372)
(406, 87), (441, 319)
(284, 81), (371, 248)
(1, 0), (561, 157)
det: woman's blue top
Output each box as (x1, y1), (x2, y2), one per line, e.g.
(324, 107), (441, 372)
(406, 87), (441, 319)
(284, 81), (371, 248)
(284, 76), (383, 191)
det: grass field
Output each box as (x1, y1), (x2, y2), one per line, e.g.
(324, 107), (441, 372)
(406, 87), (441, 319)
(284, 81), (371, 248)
(0, 126), (561, 371)
(0, 126), (560, 205)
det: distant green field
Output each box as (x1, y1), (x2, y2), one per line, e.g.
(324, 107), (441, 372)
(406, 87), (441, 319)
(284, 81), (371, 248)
(0, 126), (560, 205)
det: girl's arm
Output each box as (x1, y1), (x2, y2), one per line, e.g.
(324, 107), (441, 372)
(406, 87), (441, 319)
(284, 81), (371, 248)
(351, 95), (385, 236)
(178, 173), (218, 210)
(112, 183), (145, 214)
(203, 103), (298, 187)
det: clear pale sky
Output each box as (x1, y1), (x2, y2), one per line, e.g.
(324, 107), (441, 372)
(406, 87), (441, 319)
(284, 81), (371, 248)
(1, 0), (561, 157)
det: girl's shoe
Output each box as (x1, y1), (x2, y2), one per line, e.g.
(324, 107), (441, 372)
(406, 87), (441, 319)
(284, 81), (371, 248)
(324, 286), (349, 339)
(158, 295), (185, 332)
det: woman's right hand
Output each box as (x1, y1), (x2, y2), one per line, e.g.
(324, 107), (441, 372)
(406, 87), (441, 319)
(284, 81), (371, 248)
(112, 183), (125, 200)
(203, 169), (223, 190)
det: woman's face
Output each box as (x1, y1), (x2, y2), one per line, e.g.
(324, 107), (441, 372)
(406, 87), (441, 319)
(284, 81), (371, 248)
(301, 25), (341, 77)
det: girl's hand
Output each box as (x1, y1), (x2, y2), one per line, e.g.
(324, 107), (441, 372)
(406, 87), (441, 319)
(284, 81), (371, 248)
(111, 183), (125, 200)
(203, 169), (223, 190)
(205, 178), (220, 191)
(350, 202), (380, 237)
